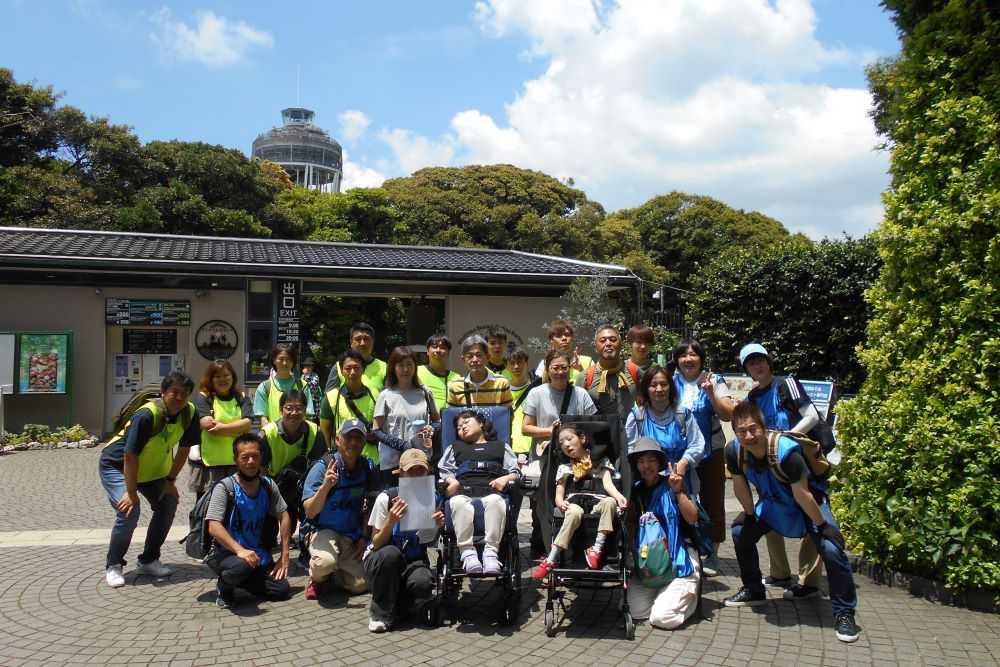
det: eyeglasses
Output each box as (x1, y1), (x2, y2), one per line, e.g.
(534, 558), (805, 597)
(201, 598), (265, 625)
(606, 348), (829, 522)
(548, 365), (569, 372)
(282, 405), (306, 414)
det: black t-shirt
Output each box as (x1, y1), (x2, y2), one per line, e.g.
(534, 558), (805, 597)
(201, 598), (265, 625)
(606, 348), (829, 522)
(724, 440), (807, 484)
(100, 406), (200, 469)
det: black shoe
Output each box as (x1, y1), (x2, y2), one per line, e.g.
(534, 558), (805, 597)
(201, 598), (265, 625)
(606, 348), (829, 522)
(724, 587), (767, 607)
(782, 584), (821, 600)
(835, 612), (860, 643)
(216, 583), (234, 609)
(763, 575), (792, 587)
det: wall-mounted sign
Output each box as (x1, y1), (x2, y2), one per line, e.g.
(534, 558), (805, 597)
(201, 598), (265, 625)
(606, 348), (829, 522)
(275, 280), (300, 346)
(106, 299), (191, 326)
(124, 329), (177, 354)
(195, 319), (239, 360)
(18, 332), (70, 394)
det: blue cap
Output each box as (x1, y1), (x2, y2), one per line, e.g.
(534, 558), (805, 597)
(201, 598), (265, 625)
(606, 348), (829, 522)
(339, 419), (367, 436)
(739, 343), (770, 368)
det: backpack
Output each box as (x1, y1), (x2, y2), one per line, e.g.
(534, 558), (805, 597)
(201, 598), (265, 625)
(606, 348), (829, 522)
(635, 511), (674, 588)
(773, 376), (837, 454)
(181, 476), (236, 560)
(738, 430), (832, 484)
(111, 392), (195, 439)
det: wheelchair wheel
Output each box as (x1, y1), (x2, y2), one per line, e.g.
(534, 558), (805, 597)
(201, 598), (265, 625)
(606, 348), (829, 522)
(623, 611), (635, 640)
(500, 590), (520, 625)
(544, 605), (556, 637)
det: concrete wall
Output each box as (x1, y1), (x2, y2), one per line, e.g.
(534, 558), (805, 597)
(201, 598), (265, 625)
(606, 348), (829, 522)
(0, 285), (244, 436)
(444, 295), (565, 371)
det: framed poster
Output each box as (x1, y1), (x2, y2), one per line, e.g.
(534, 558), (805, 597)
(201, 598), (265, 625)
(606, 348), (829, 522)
(18, 332), (71, 394)
(195, 319), (238, 360)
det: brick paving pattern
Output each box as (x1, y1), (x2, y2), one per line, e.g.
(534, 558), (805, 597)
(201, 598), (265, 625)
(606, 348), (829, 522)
(1, 449), (998, 666)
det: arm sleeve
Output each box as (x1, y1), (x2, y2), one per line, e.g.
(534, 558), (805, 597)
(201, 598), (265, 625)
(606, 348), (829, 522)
(624, 409), (640, 452)
(179, 408), (201, 447)
(724, 440), (742, 476)
(779, 451), (808, 484)
(301, 460), (325, 501)
(205, 481), (231, 523)
(267, 478), (288, 515)
(438, 446), (457, 481)
(502, 444), (521, 479)
(373, 391), (389, 419)
(521, 388), (539, 417)
(373, 429), (408, 452)
(194, 393), (213, 419)
(681, 411), (705, 467)
(122, 409), (155, 457)
(252, 382), (268, 417)
(368, 493), (389, 530)
(580, 389), (598, 416)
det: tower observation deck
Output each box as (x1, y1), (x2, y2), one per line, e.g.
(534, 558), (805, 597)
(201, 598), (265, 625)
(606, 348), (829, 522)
(252, 108), (343, 193)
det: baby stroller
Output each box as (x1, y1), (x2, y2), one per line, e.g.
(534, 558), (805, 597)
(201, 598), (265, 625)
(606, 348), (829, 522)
(432, 406), (523, 626)
(535, 414), (635, 639)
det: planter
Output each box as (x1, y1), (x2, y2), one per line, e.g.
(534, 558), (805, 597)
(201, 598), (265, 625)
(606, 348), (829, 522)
(851, 554), (999, 613)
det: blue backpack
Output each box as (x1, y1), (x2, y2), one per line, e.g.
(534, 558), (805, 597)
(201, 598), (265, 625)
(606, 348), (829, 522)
(635, 511), (675, 588)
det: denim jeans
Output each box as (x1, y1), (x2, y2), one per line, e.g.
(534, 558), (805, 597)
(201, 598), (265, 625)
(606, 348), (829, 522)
(731, 498), (857, 616)
(99, 463), (178, 569)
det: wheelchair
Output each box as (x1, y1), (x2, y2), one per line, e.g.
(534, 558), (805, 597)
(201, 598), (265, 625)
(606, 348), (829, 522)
(533, 414), (635, 638)
(431, 405), (523, 626)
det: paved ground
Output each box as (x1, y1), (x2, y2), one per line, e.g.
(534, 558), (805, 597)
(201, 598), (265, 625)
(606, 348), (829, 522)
(1, 449), (999, 666)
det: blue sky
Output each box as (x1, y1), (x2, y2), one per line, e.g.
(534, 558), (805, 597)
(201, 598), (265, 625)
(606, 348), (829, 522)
(1, 1), (900, 238)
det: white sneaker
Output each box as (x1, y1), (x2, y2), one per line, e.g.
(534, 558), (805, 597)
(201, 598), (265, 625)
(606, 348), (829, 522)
(368, 618), (388, 633)
(461, 549), (483, 574)
(136, 559), (172, 578)
(482, 548), (502, 575)
(105, 565), (125, 588)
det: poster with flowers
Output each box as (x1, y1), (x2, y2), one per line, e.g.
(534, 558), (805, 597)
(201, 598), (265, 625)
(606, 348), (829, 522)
(18, 333), (70, 394)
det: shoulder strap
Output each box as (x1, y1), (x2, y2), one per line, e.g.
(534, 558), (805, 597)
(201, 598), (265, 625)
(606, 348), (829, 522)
(463, 381), (473, 407)
(627, 360), (640, 385)
(585, 364), (596, 389)
(149, 399), (167, 437)
(767, 432), (790, 484)
(513, 378), (542, 411)
(343, 391), (372, 429)
(559, 382), (574, 416)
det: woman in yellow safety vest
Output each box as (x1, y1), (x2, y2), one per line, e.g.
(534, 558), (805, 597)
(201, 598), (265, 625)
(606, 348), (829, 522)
(186, 359), (253, 500)
(254, 344), (313, 428)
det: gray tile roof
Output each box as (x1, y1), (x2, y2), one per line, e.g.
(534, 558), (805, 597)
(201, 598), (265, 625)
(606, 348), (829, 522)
(0, 227), (635, 285)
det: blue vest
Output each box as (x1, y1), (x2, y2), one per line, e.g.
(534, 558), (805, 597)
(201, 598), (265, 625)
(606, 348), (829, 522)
(634, 481), (694, 578)
(751, 381), (791, 431)
(312, 455), (373, 540)
(226, 478), (272, 567)
(633, 406), (698, 497)
(385, 488), (427, 562)
(673, 372), (715, 458)
(736, 436), (809, 538)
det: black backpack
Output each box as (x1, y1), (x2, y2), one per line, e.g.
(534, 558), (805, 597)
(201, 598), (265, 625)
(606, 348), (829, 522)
(180, 476), (236, 560)
(772, 376), (838, 454)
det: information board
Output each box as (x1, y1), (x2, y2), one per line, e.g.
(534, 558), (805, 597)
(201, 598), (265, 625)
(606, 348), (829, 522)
(800, 380), (837, 421)
(124, 329), (177, 354)
(275, 280), (300, 346)
(0, 334), (15, 395)
(106, 299), (191, 326)
(18, 332), (70, 394)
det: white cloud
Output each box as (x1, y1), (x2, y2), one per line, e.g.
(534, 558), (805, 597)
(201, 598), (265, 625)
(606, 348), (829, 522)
(338, 110), (371, 142)
(150, 8), (273, 66)
(341, 151), (386, 191)
(378, 0), (889, 238)
(377, 128), (456, 175)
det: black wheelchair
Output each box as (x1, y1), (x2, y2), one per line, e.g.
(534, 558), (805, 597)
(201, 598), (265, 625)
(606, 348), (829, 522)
(534, 414), (636, 639)
(431, 406), (523, 626)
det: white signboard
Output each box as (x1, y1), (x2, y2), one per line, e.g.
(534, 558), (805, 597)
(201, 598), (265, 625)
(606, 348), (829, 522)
(0, 334), (14, 395)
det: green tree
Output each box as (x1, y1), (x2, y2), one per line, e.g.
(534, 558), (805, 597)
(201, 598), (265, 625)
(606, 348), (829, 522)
(835, 2), (1000, 591)
(688, 237), (880, 391)
(606, 191), (796, 299)
(0, 68), (59, 167)
(525, 276), (624, 354)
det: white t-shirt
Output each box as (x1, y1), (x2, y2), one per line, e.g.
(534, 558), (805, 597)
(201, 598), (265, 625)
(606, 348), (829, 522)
(374, 386), (437, 471)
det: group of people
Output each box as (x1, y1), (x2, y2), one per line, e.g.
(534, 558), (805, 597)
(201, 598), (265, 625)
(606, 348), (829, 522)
(96, 318), (860, 643)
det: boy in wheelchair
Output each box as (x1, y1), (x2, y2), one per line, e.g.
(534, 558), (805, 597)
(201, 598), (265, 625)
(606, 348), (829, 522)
(533, 423), (628, 579)
(438, 409), (521, 575)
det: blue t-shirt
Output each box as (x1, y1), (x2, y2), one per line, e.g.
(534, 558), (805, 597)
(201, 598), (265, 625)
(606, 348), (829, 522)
(302, 454), (378, 539)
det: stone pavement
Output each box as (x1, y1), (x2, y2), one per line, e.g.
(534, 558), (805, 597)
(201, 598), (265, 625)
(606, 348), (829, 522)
(1, 449), (999, 666)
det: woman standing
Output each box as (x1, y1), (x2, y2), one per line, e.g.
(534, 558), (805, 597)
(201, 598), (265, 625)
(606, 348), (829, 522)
(671, 339), (734, 576)
(254, 344), (313, 428)
(187, 360), (253, 500)
(372, 346), (439, 489)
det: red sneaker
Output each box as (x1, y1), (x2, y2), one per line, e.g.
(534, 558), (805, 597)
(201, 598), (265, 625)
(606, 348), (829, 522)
(305, 581), (321, 600)
(585, 547), (603, 570)
(532, 559), (555, 580)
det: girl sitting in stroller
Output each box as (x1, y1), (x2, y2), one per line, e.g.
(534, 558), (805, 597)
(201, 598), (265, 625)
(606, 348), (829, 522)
(438, 410), (520, 575)
(533, 424), (628, 579)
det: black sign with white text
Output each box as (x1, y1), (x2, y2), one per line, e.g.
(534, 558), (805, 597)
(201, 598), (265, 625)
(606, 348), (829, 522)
(275, 280), (301, 347)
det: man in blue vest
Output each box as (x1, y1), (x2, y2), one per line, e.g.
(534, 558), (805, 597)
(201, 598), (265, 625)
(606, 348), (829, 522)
(301, 419), (379, 600)
(206, 433), (291, 609)
(740, 342), (824, 599)
(723, 401), (860, 643)
(363, 448), (444, 632)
